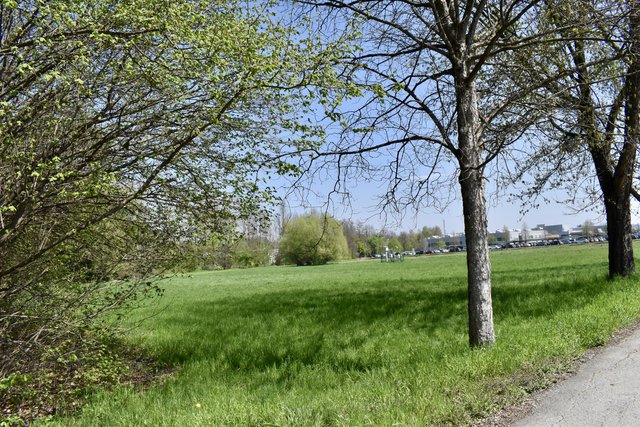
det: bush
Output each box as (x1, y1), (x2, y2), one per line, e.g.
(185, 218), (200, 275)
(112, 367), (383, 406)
(278, 213), (349, 266)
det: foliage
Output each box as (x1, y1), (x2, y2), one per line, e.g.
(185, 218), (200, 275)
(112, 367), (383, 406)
(387, 236), (403, 252)
(40, 243), (640, 426)
(0, 0), (352, 402)
(340, 219), (361, 258)
(398, 231), (419, 252)
(1, 336), (131, 423)
(367, 235), (386, 256)
(174, 226), (275, 271)
(278, 213), (349, 265)
(232, 238), (274, 269)
(421, 226), (443, 239)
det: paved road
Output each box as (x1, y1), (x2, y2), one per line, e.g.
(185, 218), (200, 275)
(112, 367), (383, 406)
(512, 327), (640, 426)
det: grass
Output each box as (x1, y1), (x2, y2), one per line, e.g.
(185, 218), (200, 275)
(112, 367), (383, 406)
(41, 243), (640, 426)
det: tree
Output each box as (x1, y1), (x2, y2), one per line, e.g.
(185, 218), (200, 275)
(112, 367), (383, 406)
(509, 0), (638, 277)
(341, 219), (360, 258)
(421, 226), (443, 239)
(0, 0), (347, 392)
(399, 230), (419, 252)
(296, 0), (576, 346)
(232, 237), (274, 268)
(502, 226), (512, 243)
(573, 0), (639, 277)
(367, 235), (386, 256)
(279, 213), (349, 265)
(356, 239), (369, 257)
(521, 222), (530, 243)
(582, 220), (596, 238)
(388, 236), (403, 253)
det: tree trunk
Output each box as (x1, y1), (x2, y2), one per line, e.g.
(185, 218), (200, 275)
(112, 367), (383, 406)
(573, 18), (638, 278)
(460, 166), (495, 347)
(603, 0), (640, 278)
(456, 78), (495, 347)
(604, 194), (634, 278)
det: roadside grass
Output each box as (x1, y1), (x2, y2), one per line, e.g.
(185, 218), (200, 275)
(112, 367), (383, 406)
(41, 243), (640, 426)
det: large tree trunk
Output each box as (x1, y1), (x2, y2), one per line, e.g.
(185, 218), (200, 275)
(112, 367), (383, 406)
(460, 166), (495, 346)
(604, 194), (634, 278)
(605, 0), (640, 278)
(573, 23), (638, 278)
(610, 0), (640, 278)
(456, 78), (496, 347)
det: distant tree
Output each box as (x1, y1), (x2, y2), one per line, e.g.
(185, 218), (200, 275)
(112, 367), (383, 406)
(356, 239), (369, 257)
(367, 235), (386, 255)
(279, 213), (349, 266)
(276, 201), (292, 240)
(388, 236), (403, 253)
(421, 226), (443, 239)
(582, 221), (596, 238)
(398, 231), (419, 251)
(232, 234), (275, 269)
(521, 222), (530, 242)
(501, 226), (512, 243)
(488, 234), (498, 245)
(341, 219), (360, 258)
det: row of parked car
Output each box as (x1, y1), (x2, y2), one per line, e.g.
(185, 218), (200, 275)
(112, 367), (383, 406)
(381, 236), (615, 258)
(489, 236), (608, 250)
(415, 246), (465, 254)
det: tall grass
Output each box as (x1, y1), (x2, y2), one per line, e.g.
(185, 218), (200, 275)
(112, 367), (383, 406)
(43, 244), (640, 426)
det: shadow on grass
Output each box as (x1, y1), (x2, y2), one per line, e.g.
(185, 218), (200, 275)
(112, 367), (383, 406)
(153, 280), (465, 367)
(149, 262), (613, 373)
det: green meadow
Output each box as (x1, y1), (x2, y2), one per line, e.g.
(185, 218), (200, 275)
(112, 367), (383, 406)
(44, 244), (640, 426)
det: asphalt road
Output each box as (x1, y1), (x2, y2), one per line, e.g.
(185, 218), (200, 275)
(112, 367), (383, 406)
(511, 326), (640, 426)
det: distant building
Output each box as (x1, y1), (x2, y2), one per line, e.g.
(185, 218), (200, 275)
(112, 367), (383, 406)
(528, 226), (546, 240)
(489, 228), (518, 243)
(569, 224), (607, 237)
(541, 224), (569, 238)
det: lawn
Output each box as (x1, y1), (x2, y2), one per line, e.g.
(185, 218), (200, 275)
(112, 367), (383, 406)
(42, 243), (640, 426)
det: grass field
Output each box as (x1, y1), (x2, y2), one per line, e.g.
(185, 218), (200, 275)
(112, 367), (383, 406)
(43, 244), (640, 426)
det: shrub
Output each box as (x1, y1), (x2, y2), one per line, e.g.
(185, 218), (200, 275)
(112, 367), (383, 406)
(278, 213), (349, 266)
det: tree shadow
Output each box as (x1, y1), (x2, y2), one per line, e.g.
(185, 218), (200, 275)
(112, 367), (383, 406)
(148, 261), (613, 373)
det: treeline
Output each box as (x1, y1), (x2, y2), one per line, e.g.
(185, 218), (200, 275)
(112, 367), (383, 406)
(178, 213), (446, 270)
(341, 221), (443, 257)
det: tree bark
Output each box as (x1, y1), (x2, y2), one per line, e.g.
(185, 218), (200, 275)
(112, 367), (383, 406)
(604, 194), (634, 278)
(604, 0), (640, 278)
(460, 166), (495, 346)
(456, 78), (496, 347)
